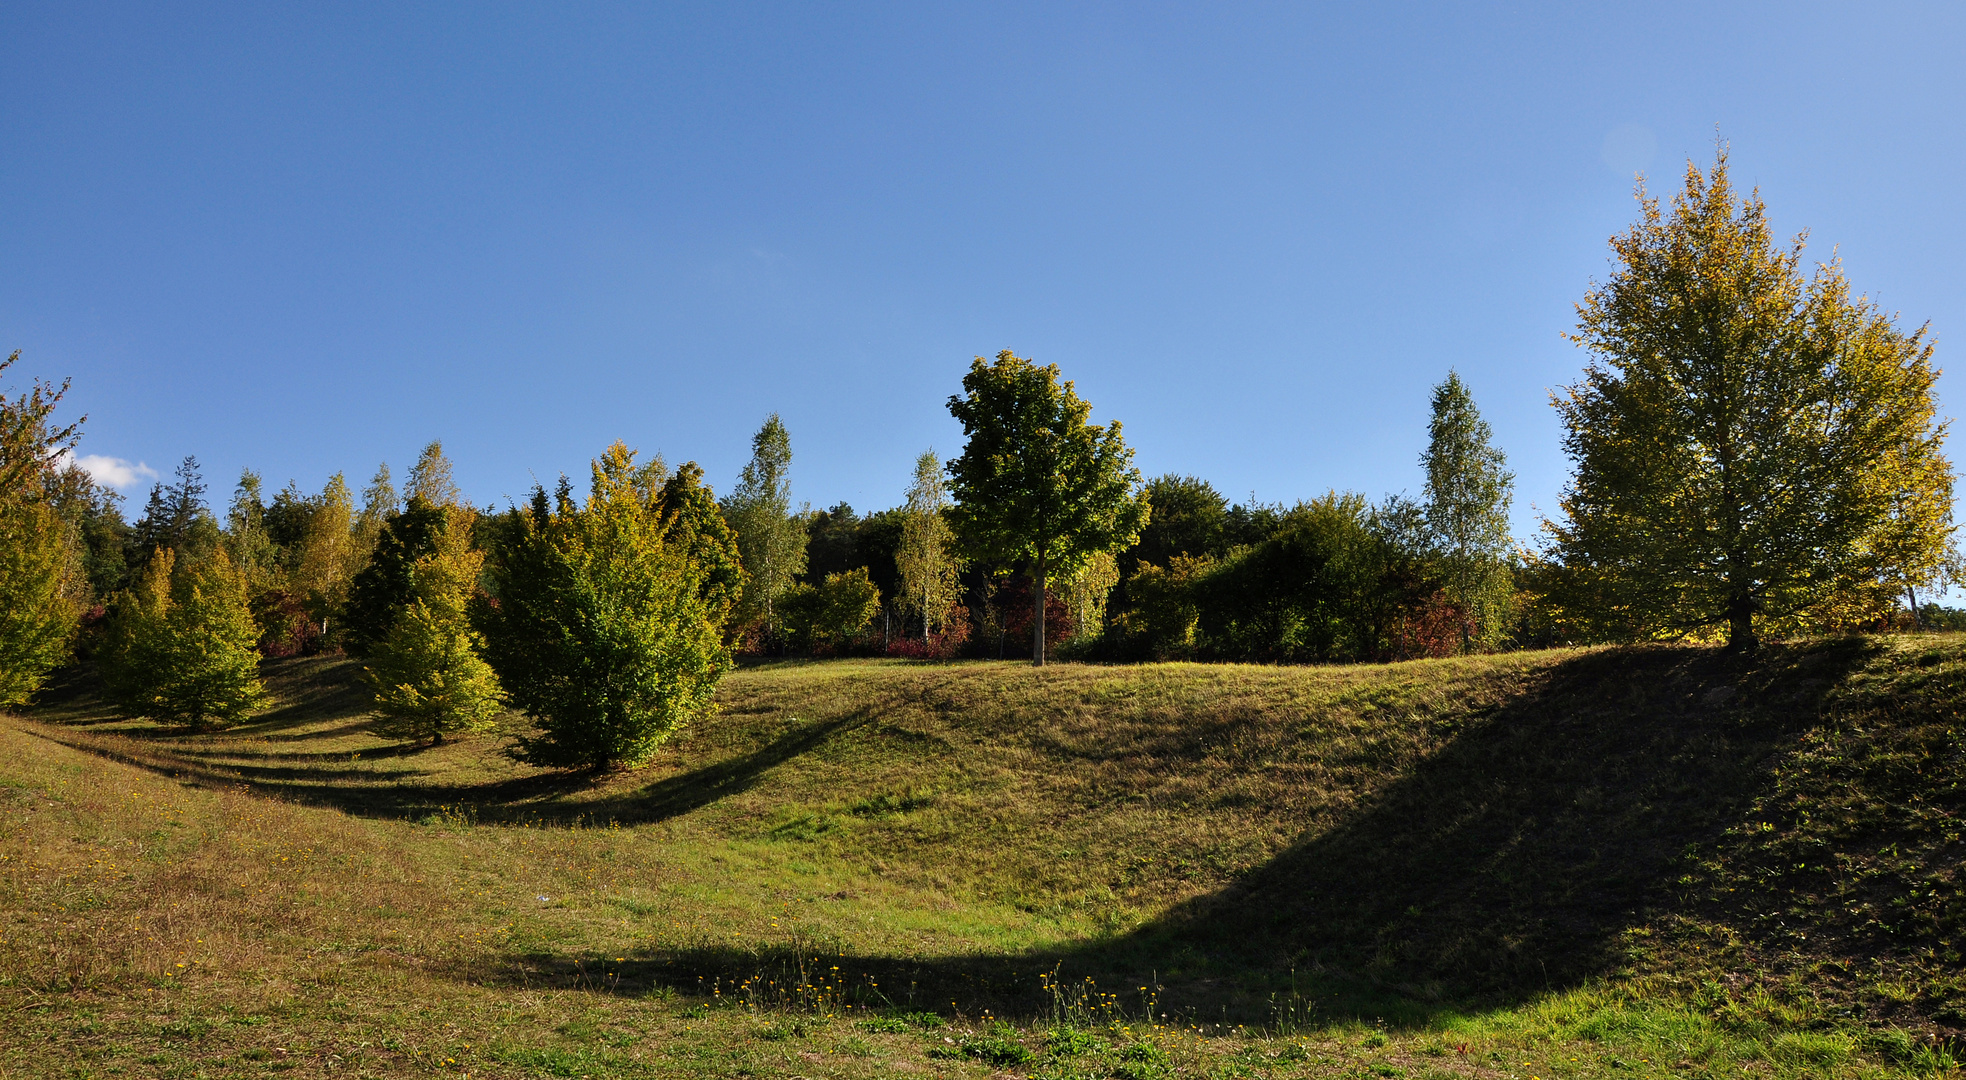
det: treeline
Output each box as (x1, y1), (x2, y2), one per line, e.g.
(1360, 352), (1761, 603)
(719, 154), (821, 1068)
(0, 148), (1958, 770)
(739, 370), (1515, 666)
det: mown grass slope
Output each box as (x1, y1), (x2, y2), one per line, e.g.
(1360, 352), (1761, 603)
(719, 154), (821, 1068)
(3, 637), (1962, 1077)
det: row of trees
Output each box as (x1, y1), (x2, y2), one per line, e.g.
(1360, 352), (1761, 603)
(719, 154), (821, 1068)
(0, 145), (1954, 761)
(698, 357), (1515, 666)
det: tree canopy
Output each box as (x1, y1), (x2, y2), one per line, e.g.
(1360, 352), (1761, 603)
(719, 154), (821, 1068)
(0, 351), (83, 705)
(721, 414), (807, 645)
(1549, 148), (1956, 650)
(1422, 371), (1514, 651)
(480, 443), (743, 770)
(946, 351), (1147, 665)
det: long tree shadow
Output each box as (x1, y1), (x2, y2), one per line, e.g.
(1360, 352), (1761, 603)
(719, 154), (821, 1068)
(470, 639), (1880, 1024)
(24, 703), (876, 827)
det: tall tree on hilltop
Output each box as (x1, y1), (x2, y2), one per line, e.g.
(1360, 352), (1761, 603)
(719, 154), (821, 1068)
(1551, 146), (1956, 650)
(721, 414), (807, 643)
(352, 462), (399, 565)
(894, 451), (963, 648)
(1422, 371), (1515, 652)
(225, 470), (278, 589)
(293, 473), (355, 631)
(946, 350), (1148, 665)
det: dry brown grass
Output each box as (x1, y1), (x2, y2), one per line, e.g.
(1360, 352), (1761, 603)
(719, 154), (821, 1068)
(3, 641), (1961, 1076)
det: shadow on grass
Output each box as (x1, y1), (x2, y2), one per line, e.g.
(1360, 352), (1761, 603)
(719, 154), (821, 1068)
(25, 659), (879, 825)
(473, 639), (1880, 1026)
(20, 638), (1899, 1026)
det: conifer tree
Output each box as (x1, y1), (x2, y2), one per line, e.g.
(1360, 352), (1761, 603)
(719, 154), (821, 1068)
(721, 415), (807, 641)
(1552, 147), (1956, 649)
(894, 451), (963, 647)
(130, 457), (218, 575)
(481, 443), (742, 770)
(947, 351), (1148, 665)
(343, 497), (451, 655)
(104, 547), (266, 729)
(1421, 371), (1515, 651)
(365, 541), (503, 744)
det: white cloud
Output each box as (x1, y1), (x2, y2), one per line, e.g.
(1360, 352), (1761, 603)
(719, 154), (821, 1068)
(60, 451), (159, 490)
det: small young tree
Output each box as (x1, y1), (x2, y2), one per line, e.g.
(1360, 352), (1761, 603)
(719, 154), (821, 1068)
(947, 351), (1148, 664)
(721, 415), (807, 643)
(480, 443), (742, 771)
(1421, 371), (1514, 651)
(365, 542), (503, 744)
(104, 548), (267, 729)
(894, 451), (963, 647)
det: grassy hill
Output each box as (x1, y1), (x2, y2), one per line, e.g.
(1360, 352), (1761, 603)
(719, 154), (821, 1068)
(3, 638), (1963, 1077)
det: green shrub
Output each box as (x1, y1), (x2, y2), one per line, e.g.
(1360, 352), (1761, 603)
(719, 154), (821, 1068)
(102, 548), (266, 730)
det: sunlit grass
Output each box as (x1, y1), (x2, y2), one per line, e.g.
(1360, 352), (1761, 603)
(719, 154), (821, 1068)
(3, 638), (1962, 1076)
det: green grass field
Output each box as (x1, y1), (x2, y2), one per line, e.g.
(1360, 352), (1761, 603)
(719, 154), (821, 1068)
(3, 638), (1963, 1078)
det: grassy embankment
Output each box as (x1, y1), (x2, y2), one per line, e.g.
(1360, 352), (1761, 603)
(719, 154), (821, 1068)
(2, 636), (1963, 1078)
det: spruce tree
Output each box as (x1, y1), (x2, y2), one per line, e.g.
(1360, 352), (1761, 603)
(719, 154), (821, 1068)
(365, 542), (503, 744)
(1421, 371), (1515, 651)
(342, 497), (451, 655)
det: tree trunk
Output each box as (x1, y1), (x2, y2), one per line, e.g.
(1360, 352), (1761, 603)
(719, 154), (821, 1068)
(1033, 555), (1047, 666)
(1726, 589), (1758, 653)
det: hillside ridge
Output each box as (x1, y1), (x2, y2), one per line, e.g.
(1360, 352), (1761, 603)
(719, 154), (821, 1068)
(7, 638), (1964, 1063)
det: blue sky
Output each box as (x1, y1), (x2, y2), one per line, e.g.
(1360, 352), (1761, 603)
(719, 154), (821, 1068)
(5, 3), (1964, 540)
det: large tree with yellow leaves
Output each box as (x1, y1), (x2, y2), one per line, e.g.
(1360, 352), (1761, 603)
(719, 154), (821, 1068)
(1549, 148), (1955, 650)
